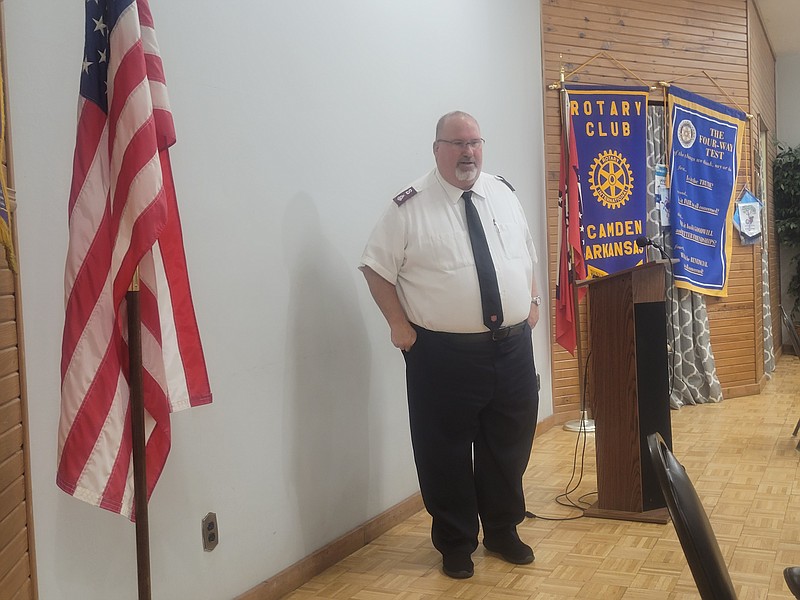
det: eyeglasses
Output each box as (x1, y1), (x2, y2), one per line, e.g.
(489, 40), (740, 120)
(436, 138), (485, 150)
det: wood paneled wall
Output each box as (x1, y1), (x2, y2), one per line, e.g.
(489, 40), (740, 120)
(0, 5), (37, 598)
(0, 248), (33, 600)
(541, 0), (777, 421)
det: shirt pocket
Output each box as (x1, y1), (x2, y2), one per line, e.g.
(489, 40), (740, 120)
(413, 231), (473, 272)
(493, 221), (526, 260)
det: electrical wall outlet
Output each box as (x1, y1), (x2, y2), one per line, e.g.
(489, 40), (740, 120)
(202, 512), (219, 552)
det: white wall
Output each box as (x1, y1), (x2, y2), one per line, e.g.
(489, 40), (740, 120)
(4, 1), (550, 599)
(776, 54), (800, 322)
(777, 53), (800, 147)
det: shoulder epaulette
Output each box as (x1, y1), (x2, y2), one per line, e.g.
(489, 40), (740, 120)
(495, 175), (515, 191)
(393, 187), (418, 206)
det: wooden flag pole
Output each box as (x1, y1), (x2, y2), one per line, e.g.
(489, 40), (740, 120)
(558, 67), (594, 433)
(127, 269), (152, 600)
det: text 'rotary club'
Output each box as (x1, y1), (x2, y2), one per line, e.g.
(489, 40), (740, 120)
(570, 98), (644, 137)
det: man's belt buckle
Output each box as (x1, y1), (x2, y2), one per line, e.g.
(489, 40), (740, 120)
(491, 327), (511, 341)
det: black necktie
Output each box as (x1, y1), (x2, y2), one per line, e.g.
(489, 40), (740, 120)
(462, 191), (503, 330)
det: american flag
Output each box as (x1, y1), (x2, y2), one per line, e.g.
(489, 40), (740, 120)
(58, 0), (212, 519)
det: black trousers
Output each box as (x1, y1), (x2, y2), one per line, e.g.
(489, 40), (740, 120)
(403, 323), (539, 557)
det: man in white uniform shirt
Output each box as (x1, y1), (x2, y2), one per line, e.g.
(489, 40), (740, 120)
(360, 111), (541, 579)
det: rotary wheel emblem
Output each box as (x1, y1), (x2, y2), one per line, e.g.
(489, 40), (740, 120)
(588, 150), (634, 209)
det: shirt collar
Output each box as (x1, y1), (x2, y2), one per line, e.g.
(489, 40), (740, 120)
(434, 169), (486, 205)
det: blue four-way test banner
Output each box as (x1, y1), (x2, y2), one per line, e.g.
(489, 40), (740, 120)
(668, 86), (745, 296)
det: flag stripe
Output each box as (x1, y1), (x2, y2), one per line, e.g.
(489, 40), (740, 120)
(136, 0), (155, 28)
(68, 100), (107, 216)
(59, 328), (125, 487)
(64, 371), (127, 506)
(61, 205), (114, 377)
(95, 375), (133, 510)
(144, 54), (165, 86)
(157, 154), (211, 406)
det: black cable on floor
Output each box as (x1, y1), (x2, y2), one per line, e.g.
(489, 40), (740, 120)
(526, 351), (597, 522)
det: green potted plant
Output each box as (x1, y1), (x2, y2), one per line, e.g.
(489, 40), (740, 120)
(774, 143), (800, 323)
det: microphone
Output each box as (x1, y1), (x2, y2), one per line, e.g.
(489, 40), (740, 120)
(635, 235), (669, 259)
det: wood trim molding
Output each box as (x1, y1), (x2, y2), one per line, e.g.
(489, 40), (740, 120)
(722, 373), (769, 399)
(535, 413), (556, 436)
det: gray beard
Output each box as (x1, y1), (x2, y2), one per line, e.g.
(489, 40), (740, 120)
(456, 165), (478, 182)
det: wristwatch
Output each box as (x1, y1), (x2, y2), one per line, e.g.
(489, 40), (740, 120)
(531, 296), (542, 306)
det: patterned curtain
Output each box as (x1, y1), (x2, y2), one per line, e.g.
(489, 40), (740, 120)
(754, 126), (776, 375)
(645, 105), (723, 408)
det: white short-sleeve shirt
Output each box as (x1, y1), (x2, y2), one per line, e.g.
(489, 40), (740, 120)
(360, 169), (538, 333)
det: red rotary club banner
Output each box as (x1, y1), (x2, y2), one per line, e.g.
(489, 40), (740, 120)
(564, 85), (649, 278)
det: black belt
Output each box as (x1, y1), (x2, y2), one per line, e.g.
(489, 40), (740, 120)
(435, 322), (528, 343)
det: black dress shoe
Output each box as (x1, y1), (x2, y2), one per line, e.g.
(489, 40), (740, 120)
(483, 537), (535, 565)
(442, 553), (474, 579)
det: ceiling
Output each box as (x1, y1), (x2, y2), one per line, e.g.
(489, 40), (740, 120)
(755, 0), (800, 56)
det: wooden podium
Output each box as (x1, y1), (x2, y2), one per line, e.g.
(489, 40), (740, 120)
(578, 260), (673, 523)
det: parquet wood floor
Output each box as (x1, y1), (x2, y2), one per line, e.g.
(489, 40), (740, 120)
(284, 358), (800, 599)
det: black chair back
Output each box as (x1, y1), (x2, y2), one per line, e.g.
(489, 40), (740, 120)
(646, 432), (737, 600)
(786, 567), (800, 598)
